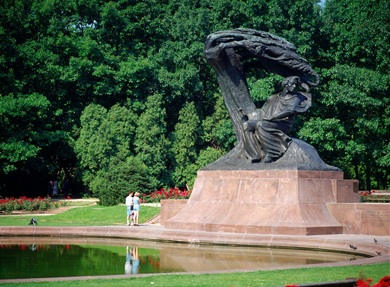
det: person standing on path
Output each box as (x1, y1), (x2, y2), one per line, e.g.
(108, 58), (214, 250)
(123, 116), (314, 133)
(125, 192), (134, 226)
(132, 192), (141, 226)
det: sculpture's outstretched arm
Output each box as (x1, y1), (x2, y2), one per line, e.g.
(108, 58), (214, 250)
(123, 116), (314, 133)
(205, 28), (319, 86)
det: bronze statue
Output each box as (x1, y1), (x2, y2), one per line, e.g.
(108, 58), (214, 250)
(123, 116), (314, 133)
(243, 76), (312, 163)
(204, 28), (338, 171)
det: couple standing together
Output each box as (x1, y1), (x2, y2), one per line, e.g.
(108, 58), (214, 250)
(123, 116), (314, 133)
(126, 192), (141, 226)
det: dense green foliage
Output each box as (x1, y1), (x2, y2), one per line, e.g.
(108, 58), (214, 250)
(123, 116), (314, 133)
(1, 0), (389, 203)
(299, 0), (390, 189)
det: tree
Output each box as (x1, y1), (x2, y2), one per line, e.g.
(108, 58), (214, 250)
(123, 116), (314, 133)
(0, 92), (72, 197)
(301, 0), (390, 189)
(201, 93), (235, 152)
(263, 0), (322, 61)
(75, 103), (137, 186)
(0, 93), (49, 174)
(75, 103), (159, 204)
(299, 65), (390, 189)
(321, 0), (390, 73)
(0, 0), (105, 196)
(134, 93), (171, 189)
(1, 0), (388, 196)
(171, 102), (201, 189)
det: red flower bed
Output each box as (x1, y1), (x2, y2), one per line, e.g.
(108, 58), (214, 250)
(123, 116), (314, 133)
(359, 190), (390, 203)
(0, 196), (68, 213)
(284, 276), (390, 287)
(142, 187), (191, 203)
(357, 276), (390, 287)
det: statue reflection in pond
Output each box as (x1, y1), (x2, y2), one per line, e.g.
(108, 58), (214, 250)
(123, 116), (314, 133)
(125, 246), (139, 275)
(242, 76), (311, 163)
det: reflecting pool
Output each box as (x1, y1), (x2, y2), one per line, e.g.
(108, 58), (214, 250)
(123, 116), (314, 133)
(0, 237), (366, 279)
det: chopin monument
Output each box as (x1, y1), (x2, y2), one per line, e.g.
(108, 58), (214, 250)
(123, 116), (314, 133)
(165, 29), (358, 235)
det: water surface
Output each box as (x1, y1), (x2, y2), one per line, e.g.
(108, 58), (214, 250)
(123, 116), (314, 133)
(0, 237), (365, 279)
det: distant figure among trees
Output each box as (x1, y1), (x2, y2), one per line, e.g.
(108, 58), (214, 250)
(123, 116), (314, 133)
(52, 181), (59, 197)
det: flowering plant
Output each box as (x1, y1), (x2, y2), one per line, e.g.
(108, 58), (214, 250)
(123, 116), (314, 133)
(284, 276), (390, 287)
(356, 276), (390, 287)
(359, 190), (390, 203)
(141, 187), (191, 203)
(0, 196), (68, 213)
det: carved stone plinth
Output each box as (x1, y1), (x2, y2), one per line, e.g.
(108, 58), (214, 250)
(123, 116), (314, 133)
(164, 170), (359, 235)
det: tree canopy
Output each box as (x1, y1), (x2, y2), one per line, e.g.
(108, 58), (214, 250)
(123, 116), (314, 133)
(1, 0), (389, 203)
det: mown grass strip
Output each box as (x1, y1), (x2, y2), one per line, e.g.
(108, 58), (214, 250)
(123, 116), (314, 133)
(0, 204), (160, 226)
(0, 262), (388, 287)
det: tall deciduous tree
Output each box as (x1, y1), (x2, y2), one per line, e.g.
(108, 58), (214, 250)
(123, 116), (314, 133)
(134, 93), (171, 188)
(0, 91), (69, 197)
(0, 93), (49, 173)
(171, 102), (201, 189)
(75, 103), (136, 185)
(201, 93), (235, 152)
(299, 66), (390, 190)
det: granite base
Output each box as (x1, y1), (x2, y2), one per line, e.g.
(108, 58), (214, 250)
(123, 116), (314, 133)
(164, 170), (359, 235)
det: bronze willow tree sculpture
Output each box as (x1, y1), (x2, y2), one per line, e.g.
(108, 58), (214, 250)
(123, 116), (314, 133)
(203, 28), (337, 171)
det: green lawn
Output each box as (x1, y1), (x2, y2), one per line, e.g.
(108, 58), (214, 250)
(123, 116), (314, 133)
(0, 202), (388, 286)
(0, 203), (160, 226)
(0, 263), (388, 287)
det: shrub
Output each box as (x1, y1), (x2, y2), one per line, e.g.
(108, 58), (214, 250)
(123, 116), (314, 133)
(89, 157), (155, 206)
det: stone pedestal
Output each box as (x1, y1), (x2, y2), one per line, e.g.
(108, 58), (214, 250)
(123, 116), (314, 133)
(164, 170), (359, 235)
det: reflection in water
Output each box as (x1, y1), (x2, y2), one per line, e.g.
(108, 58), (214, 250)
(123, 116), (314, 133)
(159, 244), (363, 272)
(125, 246), (139, 275)
(0, 237), (367, 279)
